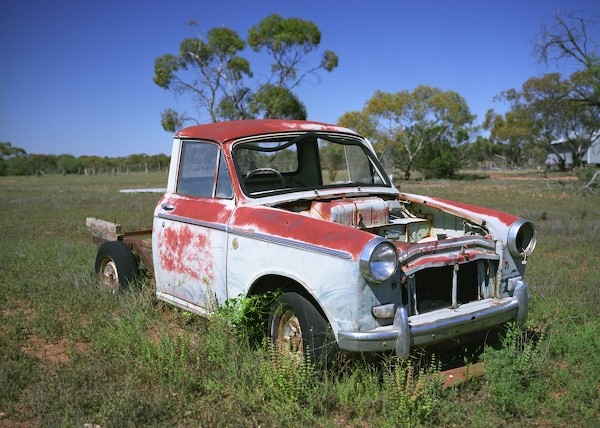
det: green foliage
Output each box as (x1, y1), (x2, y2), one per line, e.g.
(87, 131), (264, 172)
(349, 86), (475, 180)
(492, 73), (600, 169)
(248, 84), (307, 119)
(206, 27), (247, 57)
(575, 167), (599, 190)
(0, 141), (27, 159)
(154, 14), (337, 127)
(489, 13), (600, 170)
(322, 49), (338, 72)
(160, 108), (184, 133)
(482, 324), (548, 417)
(0, 144), (170, 176)
(380, 356), (443, 427)
(0, 141), (28, 175)
(464, 135), (503, 166)
(152, 53), (181, 89)
(248, 14), (321, 54)
(536, 11), (600, 109)
(217, 291), (279, 343)
(320, 142), (345, 181)
(261, 340), (315, 403)
(337, 111), (378, 143)
(154, 25), (249, 124)
(413, 135), (461, 179)
(247, 14), (337, 88)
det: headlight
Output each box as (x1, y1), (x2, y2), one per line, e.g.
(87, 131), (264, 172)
(360, 239), (398, 283)
(507, 219), (537, 258)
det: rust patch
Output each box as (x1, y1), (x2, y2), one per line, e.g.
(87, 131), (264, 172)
(159, 224), (214, 283)
(231, 206), (373, 258)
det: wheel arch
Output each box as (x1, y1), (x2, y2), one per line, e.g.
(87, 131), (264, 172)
(246, 273), (329, 322)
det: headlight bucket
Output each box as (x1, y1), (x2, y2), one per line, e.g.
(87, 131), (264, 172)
(507, 219), (537, 258)
(360, 239), (398, 283)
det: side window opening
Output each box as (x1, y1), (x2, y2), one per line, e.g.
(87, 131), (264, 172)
(215, 153), (233, 199)
(177, 141), (232, 199)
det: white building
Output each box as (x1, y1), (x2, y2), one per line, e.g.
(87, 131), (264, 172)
(548, 134), (600, 167)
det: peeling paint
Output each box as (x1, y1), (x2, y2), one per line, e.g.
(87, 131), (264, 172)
(158, 224), (213, 283)
(230, 205), (374, 259)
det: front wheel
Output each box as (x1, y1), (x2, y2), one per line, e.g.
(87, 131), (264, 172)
(269, 292), (334, 364)
(94, 240), (139, 293)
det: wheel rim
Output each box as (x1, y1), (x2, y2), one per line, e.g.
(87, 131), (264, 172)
(276, 307), (303, 355)
(99, 258), (119, 293)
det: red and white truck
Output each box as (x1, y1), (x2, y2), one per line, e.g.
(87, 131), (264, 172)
(88, 119), (536, 360)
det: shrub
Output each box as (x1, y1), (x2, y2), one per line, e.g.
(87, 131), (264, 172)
(482, 324), (548, 417)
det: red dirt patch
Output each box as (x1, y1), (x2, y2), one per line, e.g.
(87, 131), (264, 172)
(21, 335), (89, 364)
(2, 301), (34, 319)
(487, 173), (578, 181)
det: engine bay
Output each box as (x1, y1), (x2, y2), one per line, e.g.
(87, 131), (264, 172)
(277, 196), (488, 244)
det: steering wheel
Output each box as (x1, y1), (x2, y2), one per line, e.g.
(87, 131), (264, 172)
(247, 167), (285, 188)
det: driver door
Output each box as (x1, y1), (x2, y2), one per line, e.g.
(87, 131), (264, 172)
(153, 141), (234, 313)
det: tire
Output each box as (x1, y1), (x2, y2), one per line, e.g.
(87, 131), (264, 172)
(94, 240), (139, 293)
(269, 292), (336, 365)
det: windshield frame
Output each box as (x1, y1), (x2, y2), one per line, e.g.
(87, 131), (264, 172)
(232, 131), (392, 198)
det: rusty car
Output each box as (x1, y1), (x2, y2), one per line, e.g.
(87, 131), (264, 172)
(88, 119), (536, 360)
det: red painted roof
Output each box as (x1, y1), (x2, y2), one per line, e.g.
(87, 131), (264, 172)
(175, 119), (358, 143)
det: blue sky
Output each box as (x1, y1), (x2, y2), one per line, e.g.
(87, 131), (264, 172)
(1, 0), (599, 157)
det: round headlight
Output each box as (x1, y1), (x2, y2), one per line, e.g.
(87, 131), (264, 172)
(360, 239), (398, 283)
(508, 219), (537, 258)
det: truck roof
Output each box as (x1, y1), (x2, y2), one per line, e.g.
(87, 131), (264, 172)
(175, 119), (358, 143)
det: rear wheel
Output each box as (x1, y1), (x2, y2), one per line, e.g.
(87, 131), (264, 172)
(94, 240), (139, 293)
(269, 292), (335, 364)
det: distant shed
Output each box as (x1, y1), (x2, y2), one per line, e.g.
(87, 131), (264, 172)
(547, 134), (600, 167)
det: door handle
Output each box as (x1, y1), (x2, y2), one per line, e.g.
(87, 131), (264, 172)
(161, 203), (175, 211)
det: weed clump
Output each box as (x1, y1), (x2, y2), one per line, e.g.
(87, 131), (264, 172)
(380, 355), (443, 427)
(482, 323), (548, 417)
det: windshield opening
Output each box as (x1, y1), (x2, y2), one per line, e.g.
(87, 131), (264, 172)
(233, 132), (390, 197)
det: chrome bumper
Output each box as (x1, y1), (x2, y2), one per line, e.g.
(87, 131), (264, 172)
(337, 279), (529, 357)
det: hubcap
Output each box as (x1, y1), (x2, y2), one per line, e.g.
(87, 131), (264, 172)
(100, 258), (119, 293)
(276, 307), (303, 355)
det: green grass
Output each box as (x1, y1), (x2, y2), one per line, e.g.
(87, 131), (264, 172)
(1, 171), (599, 426)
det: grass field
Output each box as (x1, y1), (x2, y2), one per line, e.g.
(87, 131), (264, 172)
(1, 171), (599, 427)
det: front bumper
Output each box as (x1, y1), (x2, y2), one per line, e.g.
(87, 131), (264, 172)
(337, 279), (529, 357)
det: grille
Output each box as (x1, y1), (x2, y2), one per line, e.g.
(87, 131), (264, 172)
(413, 260), (486, 315)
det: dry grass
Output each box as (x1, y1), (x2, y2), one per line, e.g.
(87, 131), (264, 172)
(1, 170), (599, 427)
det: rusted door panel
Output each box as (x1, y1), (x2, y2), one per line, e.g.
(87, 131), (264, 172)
(153, 195), (234, 310)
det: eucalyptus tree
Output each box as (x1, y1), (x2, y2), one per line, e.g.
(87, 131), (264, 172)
(247, 14), (338, 90)
(494, 72), (599, 169)
(485, 13), (600, 170)
(531, 12), (599, 167)
(243, 14), (338, 119)
(483, 106), (539, 168)
(154, 16), (339, 129)
(0, 142), (27, 176)
(350, 86), (474, 180)
(154, 25), (251, 130)
(536, 11), (599, 109)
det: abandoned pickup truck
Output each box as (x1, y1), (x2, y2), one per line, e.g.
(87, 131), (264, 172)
(89, 119), (536, 360)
